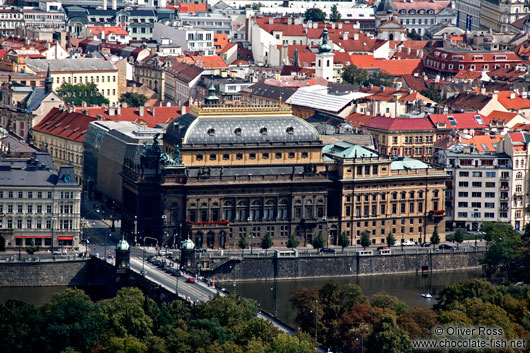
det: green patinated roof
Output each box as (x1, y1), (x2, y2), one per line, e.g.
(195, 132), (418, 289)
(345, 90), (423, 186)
(117, 238), (130, 251)
(391, 157), (430, 170)
(182, 238), (195, 250)
(322, 141), (378, 159)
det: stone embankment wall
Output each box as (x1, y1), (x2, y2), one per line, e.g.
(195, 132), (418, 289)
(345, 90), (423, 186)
(208, 251), (485, 281)
(0, 259), (93, 286)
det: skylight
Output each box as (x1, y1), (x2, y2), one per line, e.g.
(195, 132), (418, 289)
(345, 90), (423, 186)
(481, 143), (489, 151)
(474, 115), (485, 125)
(447, 116), (457, 126)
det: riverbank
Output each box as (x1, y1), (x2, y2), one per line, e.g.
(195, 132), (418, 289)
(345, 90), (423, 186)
(206, 248), (485, 282)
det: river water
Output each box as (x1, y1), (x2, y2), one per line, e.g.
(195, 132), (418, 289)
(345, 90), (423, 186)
(221, 269), (483, 327)
(0, 269), (482, 328)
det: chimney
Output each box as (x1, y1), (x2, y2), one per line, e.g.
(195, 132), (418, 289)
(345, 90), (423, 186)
(103, 0), (107, 10)
(181, 104), (186, 115)
(288, 17), (292, 25)
(510, 92), (516, 100)
(152, 107), (156, 117)
(122, 102), (128, 108)
(109, 106), (115, 116)
(313, 22), (318, 29)
(139, 105), (145, 117)
(523, 91), (528, 99)
(332, 23), (335, 29)
(269, 17), (274, 25)
(343, 32), (349, 40)
(338, 23), (343, 29)
(166, 101), (171, 107)
(407, 47), (411, 54)
(112, 0), (117, 10)
(419, 50), (424, 58)
(353, 33), (359, 40)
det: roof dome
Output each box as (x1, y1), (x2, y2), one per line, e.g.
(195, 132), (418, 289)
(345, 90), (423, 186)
(117, 237), (130, 251)
(182, 238), (195, 250)
(318, 28), (332, 54)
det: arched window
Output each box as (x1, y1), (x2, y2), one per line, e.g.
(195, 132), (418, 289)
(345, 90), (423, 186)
(409, 191), (415, 198)
(401, 191), (406, 199)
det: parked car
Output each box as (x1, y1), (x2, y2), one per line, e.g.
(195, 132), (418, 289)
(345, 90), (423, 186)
(319, 247), (335, 254)
(421, 242), (432, 247)
(377, 246), (389, 251)
(392, 241), (401, 247)
(186, 277), (196, 283)
(439, 244), (454, 250)
(195, 247), (207, 253)
(404, 240), (416, 246)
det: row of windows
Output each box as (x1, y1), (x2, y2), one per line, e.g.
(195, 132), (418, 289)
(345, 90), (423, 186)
(347, 202), (430, 217)
(58, 75), (116, 85)
(0, 204), (52, 214)
(458, 171), (497, 177)
(189, 206), (325, 222)
(0, 218), (72, 229)
(403, 136), (434, 144)
(0, 191), (52, 199)
(195, 151), (309, 161)
(456, 212), (507, 218)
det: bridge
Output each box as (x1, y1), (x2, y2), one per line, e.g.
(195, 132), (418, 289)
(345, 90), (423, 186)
(128, 254), (296, 335)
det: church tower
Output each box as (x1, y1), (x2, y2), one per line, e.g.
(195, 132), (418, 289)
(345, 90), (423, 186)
(44, 63), (53, 94)
(315, 28), (334, 82)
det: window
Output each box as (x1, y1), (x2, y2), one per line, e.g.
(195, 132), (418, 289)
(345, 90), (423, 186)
(485, 182), (495, 188)
(37, 205), (42, 213)
(485, 203), (495, 208)
(458, 192), (468, 197)
(301, 152), (308, 158)
(275, 153), (282, 159)
(471, 192), (482, 197)
(472, 182), (482, 187)
(459, 171), (469, 177)
(288, 152), (295, 159)
(196, 154), (203, 161)
(249, 153), (256, 160)
(458, 212), (468, 217)
(236, 153), (243, 160)
(458, 202), (468, 207)
(8, 191), (12, 198)
(17, 205), (22, 213)
(459, 182), (469, 187)
(262, 153), (269, 159)
(472, 171), (482, 177)
(28, 192), (32, 198)
(223, 154), (229, 160)
(485, 192), (495, 198)
(471, 202), (481, 208)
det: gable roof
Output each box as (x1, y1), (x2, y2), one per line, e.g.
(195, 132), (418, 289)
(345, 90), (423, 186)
(440, 92), (492, 112)
(428, 113), (490, 129)
(487, 110), (519, 123)
(191, 55), (228, 69)
(362, 116), (435, 131)
(75, 106), (181, 128)
(460, 134), (502, 152)
(402, 74), (428, 91)
(497, 91), (530, 110)
(164, 62), (203, 84)
(32, 108), (97, 143)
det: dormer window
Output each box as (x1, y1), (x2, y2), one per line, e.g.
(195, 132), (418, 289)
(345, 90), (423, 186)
(207, 127), (215, 136)
(286, 126), (294, 135)
(260, 127), (268, 135)
(234, 127), (242, 136)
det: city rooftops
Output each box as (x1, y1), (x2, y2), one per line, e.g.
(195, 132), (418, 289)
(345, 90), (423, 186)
(0, 163), (77, 187)
(25, 58), (117, 73)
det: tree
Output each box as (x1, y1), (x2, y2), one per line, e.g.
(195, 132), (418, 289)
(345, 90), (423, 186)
(57, 83), (109, 106)
(420, 85), (442, 103)
(119, 92), (148, 108)
(480, 223), (523, 280)
(366, 315), (413, 353)
(386, 233), (395, 248)
(238, 236), (248, 249)
(342, 64), (368, 86)
(454, 228), (465, 249)
(360, 231), (371, 249)
(312, 231), (325, 249)
(431, 228), (440, 245)
(261, 233), (272, 249)
(287, 235), (299, 249)
(304, 8), (326, 22)
(338, 232), (349, 252)
(329, 5), (341, 22)
(342, 64), (395, 88)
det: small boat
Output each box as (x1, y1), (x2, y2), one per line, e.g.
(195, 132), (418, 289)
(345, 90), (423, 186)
(421, 293), (432, 299)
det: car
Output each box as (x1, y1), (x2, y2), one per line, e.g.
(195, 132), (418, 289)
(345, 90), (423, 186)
(52, 249), (67, 255)
(439, 244), (454, 250)
(404, 240), (416, 246)
(421, 242), (432, 247)
(392, 241), (401, 247)
(377, 246), (390, 251)
(186, 277), (196, 283)
(319, 247), (335, 253)
(195, 247), (207, 253)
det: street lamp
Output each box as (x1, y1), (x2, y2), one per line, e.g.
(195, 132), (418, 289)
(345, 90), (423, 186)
(247, 216), (253, 255)
(51, 216), (57, 254)
(322, 216), (328, 247)
(161, 215), (167, 249)
(134, 215), (138, 246)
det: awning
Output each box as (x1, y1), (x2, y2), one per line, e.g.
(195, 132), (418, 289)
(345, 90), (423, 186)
(15, 236), (52, 238)
(58, 236), (73, 240)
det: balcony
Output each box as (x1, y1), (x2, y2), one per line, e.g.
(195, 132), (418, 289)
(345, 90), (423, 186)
(500, 195), (509, 201)
(429, 210), (445, 222)
(499, 185), (509, 191)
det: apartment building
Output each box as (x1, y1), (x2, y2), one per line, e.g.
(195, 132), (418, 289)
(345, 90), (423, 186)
(25, 58), (119, 103)
(480, 0), (530, 33)
(362, 116), (437, 160)
(454, 0), (482, 30)
(0, 7), (24, 37)
(394, 0), (457, 36)
(324, 141), (447, 245)
(23, 1), (66, 30)
(0, 157), (81, 251)
(153, 23), (215, 56)
(436, 146), (512, 231)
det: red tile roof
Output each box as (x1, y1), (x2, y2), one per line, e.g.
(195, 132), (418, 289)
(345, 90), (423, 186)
(178, 3), (207, 13)
(191, 55), (228, 69)
(75, 106), (181, 128)
(32, 108), (97, 143)
(497, 91), (530, 110)
(487, 110), (519, 123)
(428, 113), (490, 129)
(460, 134), (502, 152)
(362, 116), (435, 131)
(345, 113), (376, 128)
(87, 26), (128, 36)
(401, 74), (428, 91)
(350, 55), (422, 76)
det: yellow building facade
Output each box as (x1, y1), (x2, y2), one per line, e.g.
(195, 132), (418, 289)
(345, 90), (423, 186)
(324, 141), (447, 245)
